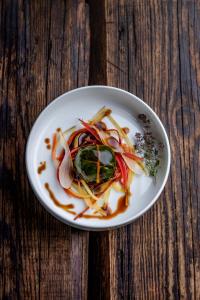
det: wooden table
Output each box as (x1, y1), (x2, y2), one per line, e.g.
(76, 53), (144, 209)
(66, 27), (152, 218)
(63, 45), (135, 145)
(1, 0), (199, 299)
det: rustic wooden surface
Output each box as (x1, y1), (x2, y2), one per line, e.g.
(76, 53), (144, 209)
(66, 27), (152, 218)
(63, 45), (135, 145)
(1, 0), (200, 299)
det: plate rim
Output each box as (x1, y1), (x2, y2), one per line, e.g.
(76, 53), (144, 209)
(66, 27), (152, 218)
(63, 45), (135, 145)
(25, 85), (171, 231)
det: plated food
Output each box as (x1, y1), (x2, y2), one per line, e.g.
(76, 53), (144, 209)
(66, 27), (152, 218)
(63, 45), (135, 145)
(45, 107), (163, 220)
(26, 86), (170, 230)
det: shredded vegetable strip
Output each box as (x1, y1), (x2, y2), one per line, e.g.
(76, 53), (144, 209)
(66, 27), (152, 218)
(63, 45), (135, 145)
(107, 114), (133, 148)
(63, 125), (76, 136)
(116, 154), (128, 187)
(80, 179), (99, 201)
(103, 184), (112, 206)
(123, 152), (143, 162)
(72, 183), (90, 197)
(125, 170), (133, 206)
(79, 120), (100, 141)
(64, 188), (88, 199)
(79, 181), (106, 215)
(84, 197), (106, 216)
(89, 106), (112, 124)
(67, 128), (86, 146)
(74, 207), (89, 220)
(52, 133), (58, 161)
(112, 182), (124, 193)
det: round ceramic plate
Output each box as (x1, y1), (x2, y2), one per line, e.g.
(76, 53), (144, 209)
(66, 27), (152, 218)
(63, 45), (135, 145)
(26, 86), (170, 231)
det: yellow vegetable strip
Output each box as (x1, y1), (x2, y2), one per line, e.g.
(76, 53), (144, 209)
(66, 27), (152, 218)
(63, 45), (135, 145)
(63, 125), (76, 136)
(84, 198), (106, 216)
(103, 185), (112, 205)
(125, 170), (134, 206)
(80, 180), (106, 215)
(89, 106), (112, 124)
(107, 115), (133, 148)
(112, 182), (124, 193)
(80, 180), (99, 201)
(72, 182), (90, 198)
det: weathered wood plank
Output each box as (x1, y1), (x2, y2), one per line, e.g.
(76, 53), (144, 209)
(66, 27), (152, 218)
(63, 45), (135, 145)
(1, 0), (199, 299)
(88, 0), (200, 299)
(1, 0), (89, 299)
(105, 1), (200, 299)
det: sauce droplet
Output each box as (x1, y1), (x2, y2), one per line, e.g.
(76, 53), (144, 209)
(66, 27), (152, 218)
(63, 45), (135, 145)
(44, 183), (75, 215)
(37, 161), (46, 174)
(44, 138), (50, 144)
(56, 128), (61, 132)
(44, 138), (51, 150)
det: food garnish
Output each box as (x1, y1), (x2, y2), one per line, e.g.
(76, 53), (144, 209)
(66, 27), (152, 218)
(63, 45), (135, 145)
(135, 114), (164, 178)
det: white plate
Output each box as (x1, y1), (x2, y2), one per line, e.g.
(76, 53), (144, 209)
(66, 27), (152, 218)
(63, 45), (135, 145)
(26, 86), (170, 231)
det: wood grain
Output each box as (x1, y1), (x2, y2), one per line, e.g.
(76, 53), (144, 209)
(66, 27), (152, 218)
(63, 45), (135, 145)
(1, 0), (89, 299)
(0, 0), (200, 299)
(88, 0), (200, 299)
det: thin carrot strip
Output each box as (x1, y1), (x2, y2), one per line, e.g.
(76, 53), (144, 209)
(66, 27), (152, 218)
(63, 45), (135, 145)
(52, 133), (58, 161)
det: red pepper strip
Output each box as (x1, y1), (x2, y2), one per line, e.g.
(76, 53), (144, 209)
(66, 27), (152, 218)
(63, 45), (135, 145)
(67, 128), (87, 146)
(115, 154), (128, 188)
(70, 147), (80, 155)
(79, 119), (100, 141)
(123, 152), (143, 162)
(114, 172), (121, 180)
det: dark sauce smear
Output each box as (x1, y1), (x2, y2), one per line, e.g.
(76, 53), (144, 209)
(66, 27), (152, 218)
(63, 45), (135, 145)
(82, 195), (128, 219)
(56, 128), (61, 132)
(37, 161), (46, 174)
(44, 183), (75, 215)
(47, 144), (51, 149)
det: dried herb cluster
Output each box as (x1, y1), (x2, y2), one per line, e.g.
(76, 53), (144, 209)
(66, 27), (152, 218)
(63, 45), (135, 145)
(135, 114), (164, 177)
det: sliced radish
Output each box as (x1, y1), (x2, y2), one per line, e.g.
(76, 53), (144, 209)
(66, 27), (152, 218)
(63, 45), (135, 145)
(106, 136), (123, 152)
(93, 125), (124, 153)
(122, 154), (144, 175)
(58, 131), (74, 189)
(106, 129), (121, 143)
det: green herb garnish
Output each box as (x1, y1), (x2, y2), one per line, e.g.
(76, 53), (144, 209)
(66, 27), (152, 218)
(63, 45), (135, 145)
(135, 114), (164, 177)
(74, 145), (116, 183)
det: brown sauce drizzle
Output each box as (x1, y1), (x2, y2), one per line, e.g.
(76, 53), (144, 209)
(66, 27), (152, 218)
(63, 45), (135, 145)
(56, 127), (61, 132)
(44, 183), (75, 215)
(82, 195), (128, 219)
(47, 144), (51, 149)
(37, 161), (46, 174)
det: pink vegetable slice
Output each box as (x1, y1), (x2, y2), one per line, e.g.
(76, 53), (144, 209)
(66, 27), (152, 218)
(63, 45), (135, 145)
(122, 154), (144, 175)
(58, 131), (74, 189)
(106, 136), (123, 152)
